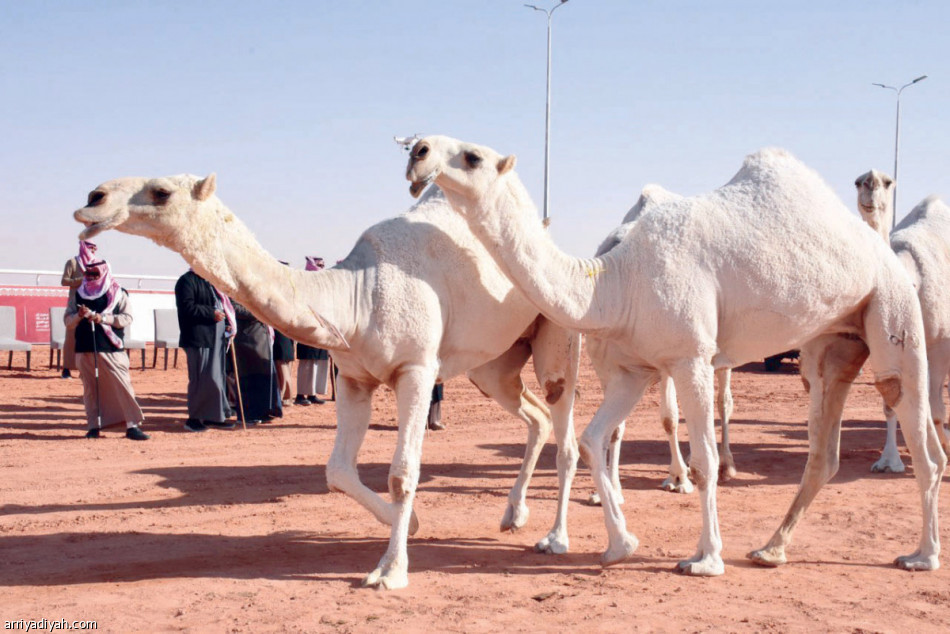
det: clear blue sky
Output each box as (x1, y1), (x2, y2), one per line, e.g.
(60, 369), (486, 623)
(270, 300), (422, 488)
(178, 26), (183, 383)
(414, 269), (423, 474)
(2, 0), (947, 277)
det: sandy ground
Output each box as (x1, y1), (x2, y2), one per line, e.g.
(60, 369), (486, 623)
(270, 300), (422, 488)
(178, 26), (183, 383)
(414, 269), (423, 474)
(1, 346), (949, 633)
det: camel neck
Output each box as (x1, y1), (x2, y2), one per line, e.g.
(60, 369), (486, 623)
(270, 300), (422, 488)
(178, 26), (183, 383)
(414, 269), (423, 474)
(161, 200), (353, 350)
(443, 182), (618, 334)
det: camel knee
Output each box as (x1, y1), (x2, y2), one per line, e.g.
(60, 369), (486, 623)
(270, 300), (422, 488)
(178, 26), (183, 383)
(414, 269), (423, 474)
(875, 376), (903, 409)
(662, 416), (675, 435)
(805, 453), (839, 484)
(557, 438), (579, 470)
(687, 453), (719, 491)
(389, 474), (415, 503)
(610, 426), (623, 444)
(578, 431), (605, 467)
(326, 457), (353, 493)
(544, 377), (566, 405)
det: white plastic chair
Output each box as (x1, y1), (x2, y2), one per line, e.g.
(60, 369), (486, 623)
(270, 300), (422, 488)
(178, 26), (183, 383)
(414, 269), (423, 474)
(0, 306), (32, 370)
(152, 308), (181, 370)
(49, 307), (66, 369)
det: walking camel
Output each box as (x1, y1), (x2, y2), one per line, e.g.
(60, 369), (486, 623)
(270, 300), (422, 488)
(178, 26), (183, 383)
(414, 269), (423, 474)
(855, 170), (950, 467)
(73, 176), (581, 589)
(406, 135), (945, 576)
(594, 186), (735, 498)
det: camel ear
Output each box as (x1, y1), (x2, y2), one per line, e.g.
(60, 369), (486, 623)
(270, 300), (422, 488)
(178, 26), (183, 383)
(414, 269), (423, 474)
(497, 155), (517, 175)
(193, 173), (217, 201)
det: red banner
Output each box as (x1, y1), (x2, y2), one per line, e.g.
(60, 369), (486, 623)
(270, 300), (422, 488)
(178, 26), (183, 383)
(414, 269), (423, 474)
(0, 287), (69, 343)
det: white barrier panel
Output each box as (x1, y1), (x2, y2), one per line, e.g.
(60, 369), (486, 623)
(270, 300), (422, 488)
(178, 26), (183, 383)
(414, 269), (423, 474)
(126, 291), (176, 342)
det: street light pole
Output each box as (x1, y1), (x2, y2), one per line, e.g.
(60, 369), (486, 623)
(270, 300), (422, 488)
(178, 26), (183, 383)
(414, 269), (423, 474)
(525, 0), (570, 224)
(872, 75), (927, 228)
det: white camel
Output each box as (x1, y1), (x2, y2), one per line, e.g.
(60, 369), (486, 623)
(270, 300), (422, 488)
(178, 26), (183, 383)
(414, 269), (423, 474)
(856, 170), (950, 467)
(406, 135), (946, 576)
(73, 176), (581, 590)
(594, 186), (736, 498)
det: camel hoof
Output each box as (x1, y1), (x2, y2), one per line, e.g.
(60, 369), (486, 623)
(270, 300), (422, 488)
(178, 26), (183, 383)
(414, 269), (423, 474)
(362, 565), (409, 590)
(600, 533), (638, 567)
(660, 475), (694, 494)
(870, 456), (906, 473)
(675, 554), (725, 576)
(587, 491), (624, 506)
(535, 532), (569, 555)
(408, 510), (420, 536)
(746, 547), (786, 568)
(895, 551), (940, 571)
(719, 462), (737, 482)
(500, 502), (529, 532)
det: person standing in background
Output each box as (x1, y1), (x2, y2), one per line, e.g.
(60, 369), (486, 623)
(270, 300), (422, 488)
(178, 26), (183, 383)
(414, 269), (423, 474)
(273, 327), (295, 408)
(231, 300), (283, 423)
(60, 240), (97, 378)
(295, 256), (330, 406)
(65, 258), (148, 440)
(427, 384), (444, 431)
(175, 269), (235, 432)
(273, 261), (296, 408)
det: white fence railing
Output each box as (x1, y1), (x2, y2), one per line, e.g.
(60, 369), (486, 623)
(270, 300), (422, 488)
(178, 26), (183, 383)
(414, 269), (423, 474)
(0, 268), (177, 291)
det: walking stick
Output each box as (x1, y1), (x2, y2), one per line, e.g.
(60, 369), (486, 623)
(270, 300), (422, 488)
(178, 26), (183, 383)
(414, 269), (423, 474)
(90, 319), (102, 430)
(229, 340), (247, 431)
(329, 356), (337, 402)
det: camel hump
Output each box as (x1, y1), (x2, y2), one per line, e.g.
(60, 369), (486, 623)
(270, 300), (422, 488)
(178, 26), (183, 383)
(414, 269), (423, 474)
(895, 195), (950, 233)
(622, 184), (682, 224)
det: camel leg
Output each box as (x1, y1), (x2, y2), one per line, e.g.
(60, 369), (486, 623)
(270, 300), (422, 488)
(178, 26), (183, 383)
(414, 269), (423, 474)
(716, 368), (737, 481)
(467, 340), (551, 533)
(670, 358), (723, 576)
(929, 343), (950, 457)
(748, 334), (867, 567)
(579, 368), (655, 567)
(889, 341), (949, 570)
(530, 323), (580, 555)
(865, 293), (944, 570)
(326, 376), (421, 536)
(871, 403), (905, 473)
(659, 375), (693, 494)
(587, 420), (626, 505)
(363, 364), (437, 589)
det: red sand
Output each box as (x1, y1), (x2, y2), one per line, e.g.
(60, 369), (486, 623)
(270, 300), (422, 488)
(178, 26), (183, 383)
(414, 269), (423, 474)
(1, 347), (948, 632)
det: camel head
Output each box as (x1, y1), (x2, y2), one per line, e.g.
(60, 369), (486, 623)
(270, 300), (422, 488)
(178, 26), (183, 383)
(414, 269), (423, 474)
(406, 135), (518, 203)
(74, 174), (218, 242)
(854, 169), (894, 226)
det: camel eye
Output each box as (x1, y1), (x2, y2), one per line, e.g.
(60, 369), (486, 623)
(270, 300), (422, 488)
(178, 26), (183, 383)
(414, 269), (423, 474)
(151, 188), (172, 205)
(464, 152), (482, 169)
(87, 191), (106, 207)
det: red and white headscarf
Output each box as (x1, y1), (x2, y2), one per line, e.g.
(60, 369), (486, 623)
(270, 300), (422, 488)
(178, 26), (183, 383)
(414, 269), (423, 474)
(305, 256), (325, 271)
(77, 240), (97, 271)
(217, 289), (237, 339)
(78, 259), (124, 349)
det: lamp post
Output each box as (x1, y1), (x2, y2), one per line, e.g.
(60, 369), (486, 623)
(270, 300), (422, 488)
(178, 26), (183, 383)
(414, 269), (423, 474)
(872, 74), (927, 228)
(525, 0), (570, 224)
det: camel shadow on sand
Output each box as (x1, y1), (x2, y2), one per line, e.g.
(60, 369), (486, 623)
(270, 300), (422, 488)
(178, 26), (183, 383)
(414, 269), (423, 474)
(479, 416), (915, 492)
(0, 529), (647, 587)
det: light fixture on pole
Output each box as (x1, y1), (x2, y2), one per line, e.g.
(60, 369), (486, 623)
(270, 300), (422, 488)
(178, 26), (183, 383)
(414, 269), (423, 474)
(525, 0), (570, 225)
(872, 74), (927, 228)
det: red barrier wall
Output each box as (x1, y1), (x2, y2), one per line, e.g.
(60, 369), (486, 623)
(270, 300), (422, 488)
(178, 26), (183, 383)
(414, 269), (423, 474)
(0, 287), (69, 343)
(0, 286), (177, 344)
